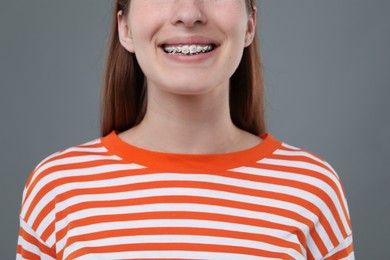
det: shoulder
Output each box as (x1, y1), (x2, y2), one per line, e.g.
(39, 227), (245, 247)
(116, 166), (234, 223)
(259, 136), (353, 255)
(253, 135), (352, 225)
(23, 137), (116, 190)
(266, 137), (350, 211)
(20, 137), (122, 220)
(261, 135), (341, 182)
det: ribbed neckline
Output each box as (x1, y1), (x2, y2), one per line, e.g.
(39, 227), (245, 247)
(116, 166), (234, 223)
(101, 131), (282, 173)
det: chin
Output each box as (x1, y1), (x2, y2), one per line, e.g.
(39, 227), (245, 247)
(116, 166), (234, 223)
(155, 73), (228, 95)
(162, 86), (216, 96)
(160, 81), (226, 96)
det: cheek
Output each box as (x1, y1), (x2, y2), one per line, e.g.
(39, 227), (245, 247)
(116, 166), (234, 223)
(214, 5), (249, 41)
(129, 7), (166, 48)
(222, 20), (249, 51)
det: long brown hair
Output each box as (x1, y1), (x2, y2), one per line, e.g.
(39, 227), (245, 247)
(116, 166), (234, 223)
(101, 0), (265, 136)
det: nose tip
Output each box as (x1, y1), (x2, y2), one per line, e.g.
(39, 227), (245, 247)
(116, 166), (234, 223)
(171, 0), (207, 27)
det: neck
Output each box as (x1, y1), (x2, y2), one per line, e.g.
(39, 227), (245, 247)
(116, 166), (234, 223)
(119, 85), (261, 154)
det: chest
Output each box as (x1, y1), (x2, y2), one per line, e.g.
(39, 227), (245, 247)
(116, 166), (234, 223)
(54, 175), (308, 259)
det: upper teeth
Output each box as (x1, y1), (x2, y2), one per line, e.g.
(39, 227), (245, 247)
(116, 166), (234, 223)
(164, 45), (213, 55)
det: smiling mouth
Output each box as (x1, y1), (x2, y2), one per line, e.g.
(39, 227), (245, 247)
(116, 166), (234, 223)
(162, 44), (216, 55)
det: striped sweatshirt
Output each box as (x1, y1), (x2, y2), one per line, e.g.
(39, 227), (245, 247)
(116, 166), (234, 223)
(17, 131), (354, 260)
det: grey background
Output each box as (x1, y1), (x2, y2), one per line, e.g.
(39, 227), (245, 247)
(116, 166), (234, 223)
(1, 0), (389, 259)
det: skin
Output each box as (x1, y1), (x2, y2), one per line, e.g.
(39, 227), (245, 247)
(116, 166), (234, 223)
(117, 0), (262, 154)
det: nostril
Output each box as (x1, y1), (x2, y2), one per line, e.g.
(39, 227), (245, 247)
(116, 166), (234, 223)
(171, 4), (207, 27)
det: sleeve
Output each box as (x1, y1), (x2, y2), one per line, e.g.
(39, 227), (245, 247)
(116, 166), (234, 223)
(16, 155), (59, 260)
(315, 162), (355, 260)
(320, 162), (355, 260)
(272, 143), (355, 259)
(323, 234), (354, 259)
(17, 218), (56, 260)
(298, 156), (355, 260)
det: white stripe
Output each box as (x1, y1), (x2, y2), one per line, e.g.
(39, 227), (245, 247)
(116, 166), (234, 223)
(321, 160), (351, 220)
(56, 185), (321, 221)
(19, 218), (56, 255)
(341, 252), (355, 260)
(54, 185), (328, 241)
(75, 250), (283, 260)
(324, 234), (353, 259)
(34, 138), (101, 170)
(34, 151), (62, 170)
(46, 232), (56, 249)
(262, 156), (351, 223)
(55, 187), (322, 255)
(258, 158), (340, 184)
(233, 166), (347, 239)
(55, 146), (108, 154)
(33, 171), (330, 251)
(236, 165), (342, 210)
(255, 159), (351, 234)
(36, 211), (55, 240)
(273, 149), (325, 165)
(281, 143), (301, 150)
(55, 202), (319, 257)
(79, 139), (101, 147)
(322, 160), (352, 219)
(63, 235), (304, 260)
(57, 219), (299, 252)
(27, 170), (328, 255)
(18, 236), (41, 256)
(20, 217), (47, 246)
(57, 203), (311, 234)
(23, 163), (143, 221)
(323, 160), (340, 178)
(24, 154), (123, 201)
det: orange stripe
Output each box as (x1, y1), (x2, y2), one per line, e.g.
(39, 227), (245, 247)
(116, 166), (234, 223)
(101, 131), (282, 173)
(59, 226), (301, 256)
(24, 158), (123, 201)
(54, 195), (313, 257)
(25, 145), (105, 187)
(19, 227), (56, 257)
(66, 242), (295, 260)
(23, 160), (144, 221)
(270, 152), (335, 175)
(306, 248), (315, 260)
(56, 211), (306, 246)
(40, 220), (55, 243)
(258, 158), (351, 230)
(235, 164), (348, 240)
(57, 179), (331, 244)
(56, 194), (317, 228)
(18, 134), (353, 259)
(27, 167), (150, 228)
(17, 245), (40, 260)
(325, 242), (354, 259)
(26, 172), (343, 257)
(310, 226), (329, 256)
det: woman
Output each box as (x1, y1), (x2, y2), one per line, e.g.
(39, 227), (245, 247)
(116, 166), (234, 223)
(17, 0), (354, 259)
